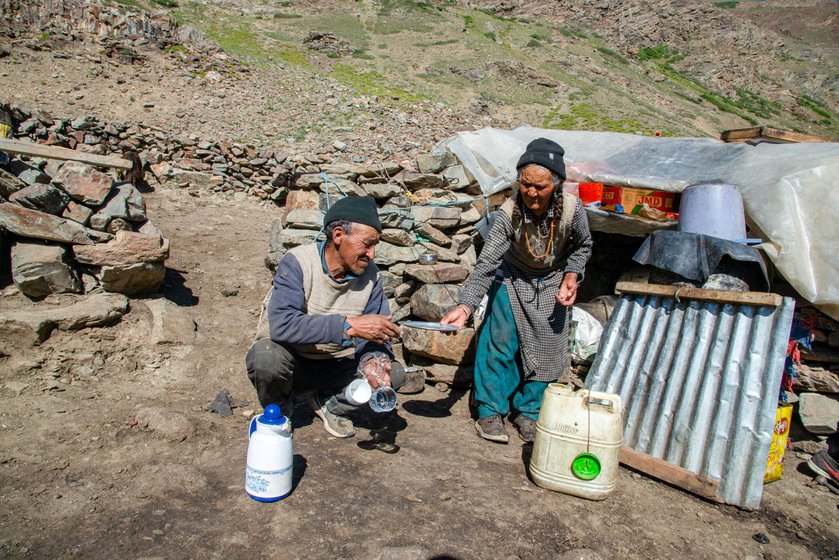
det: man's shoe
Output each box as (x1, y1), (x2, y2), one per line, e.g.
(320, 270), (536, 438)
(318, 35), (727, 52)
(807, 450), (839, 489)
(512, 415), (537, 443)
(307, 393), (355, 438)
(475, 414), (509, 443)
(397, 368), (426, 395)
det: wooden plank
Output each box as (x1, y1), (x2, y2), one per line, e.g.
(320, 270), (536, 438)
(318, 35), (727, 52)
(720, 127), (762, 142)
(620, 445), (723, 503)
(615, 281), (783, 307)
(720, 127), (832, 144)
(0, 138), (133, 170)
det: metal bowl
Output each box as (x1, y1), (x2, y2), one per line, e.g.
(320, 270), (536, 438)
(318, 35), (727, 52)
(418, 253), (438, 265)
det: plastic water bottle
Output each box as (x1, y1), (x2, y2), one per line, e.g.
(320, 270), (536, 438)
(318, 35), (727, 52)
(245, 404), (293, 502)
(369, 386), (397, 413)
(358, 352), (397, 413)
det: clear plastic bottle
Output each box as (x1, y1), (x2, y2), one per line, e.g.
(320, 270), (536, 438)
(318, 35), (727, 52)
(358, 352), (397, 413)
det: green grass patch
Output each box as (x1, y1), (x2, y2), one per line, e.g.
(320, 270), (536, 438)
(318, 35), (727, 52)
(414, 38), (459, 47)
(714, 1), (738, 8)
(596, 46), (628, 64)
(163, 43), (187, 54)
(526, 39), (542, 48)
(112, 0), (143, 8)
(273, 12), (301, 19)
(734, 87), (780, 118)
(483, 31), (497, 42)
(205, 21), (265, 60)
(151, 0), (178, 7)
(637, 44), (673, 61)
(560, 27), (587, 39)
(542, 102), (649, 134)
(331, 62), (424, 103)
(798, 97), (833, 120)
(463, 15), (475, 29)
(352, 49), (375, 60)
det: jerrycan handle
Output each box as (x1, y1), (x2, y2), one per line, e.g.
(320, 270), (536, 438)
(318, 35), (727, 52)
(584, 396), (616, 412)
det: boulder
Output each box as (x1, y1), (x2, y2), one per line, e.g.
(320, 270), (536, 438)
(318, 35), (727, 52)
(404, 263), (469, 284)
(52, 161), (113, 206)
(0, 292), (129, 348)
(380, 270), (400, 298)
(61, 200), (93, 225)
(0, 202), (98, 245)
(268, 218), (284, 253)
(278, 228), (318, 248)
(394, 281), (416, 305)
(282, 190), (321, 226)
(410, 284), (462, 322)
(375, 241), (420, 266)
(415, 152), (454, 174)
(411, 206), (461, 228)
(798, 393), (839, 435)
(168, 169), (214, 189)
(410, 355), (474, 387)
(285, 208), (323, 230)
(89, 182), (146, 230)
(381, 228), (414, 247)
(441, 165), (473, 190)
(416, 222), (451, 247)
(399, 171), (447, 192)
(11, 241), (81, 297)
(97, 261), (165, 295)
(9, 183), (70, 215)
(73, 230), (169, 266)
(142, 297), (197, 345)
(10, 161), (50, 186)
(0, 167), (27, 198)
(401, 326), (476, 365)
(421, 243), (461, 263)
(451, 233), (473, 254)
(362, 182), (403, 199)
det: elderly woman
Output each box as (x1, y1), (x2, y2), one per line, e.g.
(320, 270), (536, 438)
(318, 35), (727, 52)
(441, 138), (593, 443)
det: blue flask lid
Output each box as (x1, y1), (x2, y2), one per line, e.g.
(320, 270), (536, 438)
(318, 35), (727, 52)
(259, 404), (286, 425)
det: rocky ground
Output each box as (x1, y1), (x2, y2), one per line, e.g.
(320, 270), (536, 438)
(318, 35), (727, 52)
(1, 185), (838, 560)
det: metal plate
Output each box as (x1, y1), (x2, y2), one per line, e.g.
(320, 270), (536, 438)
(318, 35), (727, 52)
(399, 321), (459, 332)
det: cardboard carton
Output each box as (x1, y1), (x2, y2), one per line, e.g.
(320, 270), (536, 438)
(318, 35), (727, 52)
(601, 186), (677, 215)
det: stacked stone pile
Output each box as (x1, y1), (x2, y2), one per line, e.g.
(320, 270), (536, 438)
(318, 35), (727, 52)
(266, 151), (497, 387)
(0, 143), (169, 298)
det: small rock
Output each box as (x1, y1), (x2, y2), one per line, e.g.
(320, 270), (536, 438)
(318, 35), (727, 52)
(208, 390), (232, 417)
(221, 289), (239, 297)
(753, 533), (770, 545)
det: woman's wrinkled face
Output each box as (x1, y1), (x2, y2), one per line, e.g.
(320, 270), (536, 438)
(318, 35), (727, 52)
(518, 165), (557, 217)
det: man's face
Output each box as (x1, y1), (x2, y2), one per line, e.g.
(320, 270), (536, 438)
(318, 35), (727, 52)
(518, 165), (557, 217)
(335, 223), (379, 276)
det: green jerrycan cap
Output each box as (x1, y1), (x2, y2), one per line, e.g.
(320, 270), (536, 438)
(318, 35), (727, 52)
(571, 452), (601, 480)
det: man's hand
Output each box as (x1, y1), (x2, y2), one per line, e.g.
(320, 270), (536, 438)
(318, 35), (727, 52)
(556, 273), (579, 307)
(346, 314), (401, 344)
(360, 352), (392, 389)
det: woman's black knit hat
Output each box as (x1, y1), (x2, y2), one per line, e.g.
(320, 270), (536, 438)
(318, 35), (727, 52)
(516, 137), (566, 180)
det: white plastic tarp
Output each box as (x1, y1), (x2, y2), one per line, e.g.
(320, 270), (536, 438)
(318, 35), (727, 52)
(435, 127), (839, 321)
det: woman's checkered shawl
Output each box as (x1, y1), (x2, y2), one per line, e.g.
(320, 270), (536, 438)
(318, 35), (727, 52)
(459, 195), (593, 382)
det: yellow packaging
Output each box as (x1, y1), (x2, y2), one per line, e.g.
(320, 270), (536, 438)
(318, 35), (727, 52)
(764, 403), (793, 483)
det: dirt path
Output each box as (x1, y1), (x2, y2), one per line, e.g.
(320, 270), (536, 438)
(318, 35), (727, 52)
(1, 186), (838, 560)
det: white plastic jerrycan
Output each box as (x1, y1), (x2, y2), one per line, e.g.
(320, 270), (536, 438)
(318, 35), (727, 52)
(529, 384), (623, 501)
(245, 404), (293, 502)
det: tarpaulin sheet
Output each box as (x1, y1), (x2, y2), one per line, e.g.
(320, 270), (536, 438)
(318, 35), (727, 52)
(435, 127), (839, 320)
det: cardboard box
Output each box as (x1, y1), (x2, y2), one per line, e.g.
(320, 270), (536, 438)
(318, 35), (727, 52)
(601, 186), (677, 215)
(764, 403), (793, 483)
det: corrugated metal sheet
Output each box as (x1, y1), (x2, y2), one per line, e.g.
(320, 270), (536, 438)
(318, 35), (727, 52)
(585, 290), (795, 508)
